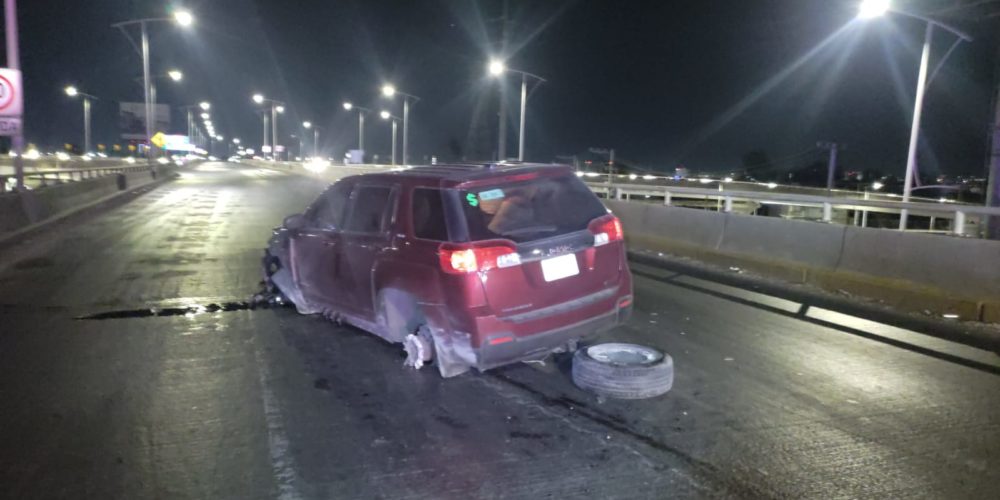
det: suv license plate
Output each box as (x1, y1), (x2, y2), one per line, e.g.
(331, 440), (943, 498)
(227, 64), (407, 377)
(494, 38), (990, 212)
(541, 253), (579, 282)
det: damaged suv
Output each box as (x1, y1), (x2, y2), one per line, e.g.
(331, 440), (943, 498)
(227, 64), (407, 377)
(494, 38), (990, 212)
(263, 163), (633, 377)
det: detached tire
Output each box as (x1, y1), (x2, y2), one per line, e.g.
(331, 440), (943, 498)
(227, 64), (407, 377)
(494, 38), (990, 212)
(572, 343), (673, 399)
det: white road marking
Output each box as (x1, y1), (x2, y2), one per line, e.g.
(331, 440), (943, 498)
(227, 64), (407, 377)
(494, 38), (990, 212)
(254, 346), (304, 500)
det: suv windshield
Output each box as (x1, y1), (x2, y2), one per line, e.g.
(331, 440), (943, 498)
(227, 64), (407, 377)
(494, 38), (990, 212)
(456, 174), (606, 243)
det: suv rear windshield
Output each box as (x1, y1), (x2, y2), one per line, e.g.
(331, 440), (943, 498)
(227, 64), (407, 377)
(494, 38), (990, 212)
(455, 174), (606, 243)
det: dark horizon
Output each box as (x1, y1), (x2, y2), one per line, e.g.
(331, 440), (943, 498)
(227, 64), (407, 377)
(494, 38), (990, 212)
(9, 0), (999, 176)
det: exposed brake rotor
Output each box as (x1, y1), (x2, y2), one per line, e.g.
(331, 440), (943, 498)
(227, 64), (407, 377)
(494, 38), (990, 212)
(403, 329), (434, 369)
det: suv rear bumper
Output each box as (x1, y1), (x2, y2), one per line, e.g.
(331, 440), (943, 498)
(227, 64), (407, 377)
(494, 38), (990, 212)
(475, 303), (632, 371)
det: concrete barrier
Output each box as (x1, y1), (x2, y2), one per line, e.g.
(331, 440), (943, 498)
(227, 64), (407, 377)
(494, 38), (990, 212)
(0, 165), (177, 240)
(607, 199), (1000, 323)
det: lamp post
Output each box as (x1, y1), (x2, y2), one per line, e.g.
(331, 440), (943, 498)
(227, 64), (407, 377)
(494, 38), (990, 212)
(65, 86), (97, 154)
(181, 101), (210, 148)
(343, 102), (370, 156)
(857, 0), (972, 230)
(112, 9), (193, 163)
(488, 59), (546, 161)
(302, 121), (321, 158)
(380, 85), (419, 164)
(380, 110), (400, 166)
(253, 94), (286, 159)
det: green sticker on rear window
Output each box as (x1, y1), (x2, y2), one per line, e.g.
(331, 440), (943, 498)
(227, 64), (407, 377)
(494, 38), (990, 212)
(479, 189), (505, 201)
(466, 193), (479, 207)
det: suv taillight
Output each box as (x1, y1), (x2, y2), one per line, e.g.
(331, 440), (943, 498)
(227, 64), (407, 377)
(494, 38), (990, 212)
(590, 215), (623, 246)
(439, 241), (521, 274)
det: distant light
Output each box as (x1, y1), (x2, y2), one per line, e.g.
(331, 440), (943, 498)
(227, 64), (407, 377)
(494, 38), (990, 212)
(204, 120), (212, 127)
(216, 135), (224, 141)
(858, 0), (890, 19)
(56, 152), (70, 161)
(253, 94), (264, 104)
(380, 110), (391, 120)
(81, 154), (93, 161)
(199, 101), (210, 111)
(939, 197), (948, 203)
(167, 69), (183, 82)
(232, 138), (241, 144)
(157, 157), (170, 164)
(488, 59), (506, 77)
(124, 156), (136, 164)
(174, 10), (194, 27)
(23, 149), (40, 160)
(942, 313), (959, 320)
(302, 121), (312, 129)
(575, 171), (585, 177)
(699, 178), (714, 184)
(723, 177), (734, 183)
(872, 181), (884, 191)
(343, 102), (353, 111)
(381, 84), (396, 97)
(628, 174), (638, 180)
(643, 175), (656, 180)
(64, 85), (78, 97)
(276, 105), (285, 113)
(200, 113), (210, 119)
(767, 182), (778, 189)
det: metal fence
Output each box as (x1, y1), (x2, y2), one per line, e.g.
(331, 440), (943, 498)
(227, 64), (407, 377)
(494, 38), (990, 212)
(586, 181), (1000, 238)
(0, 165), (154, 193)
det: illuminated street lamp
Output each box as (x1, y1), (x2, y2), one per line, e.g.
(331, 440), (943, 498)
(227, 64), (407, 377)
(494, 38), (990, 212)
(380, 110), (400, 166)
(167, 69), (183, 81)
(252, 93), (286, 159)
(857, 0), (972, 230)
(487, 58), (546, 161)
(111, 9), (195, 161)
(199, 101), (210, 111)
(302, 121), (321, 158)
(380, 83), (419, 164)
(343, 101), (370, 153)
(65, 85), (97, 154)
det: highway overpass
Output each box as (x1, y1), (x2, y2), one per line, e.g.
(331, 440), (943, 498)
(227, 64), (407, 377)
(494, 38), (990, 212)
(0, 161), (997, 498)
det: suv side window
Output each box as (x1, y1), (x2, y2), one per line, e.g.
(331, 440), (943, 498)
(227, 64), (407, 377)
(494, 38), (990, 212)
(345, 185), (394, 234)
(310, 182), (352, 229)
(411, 188), (448, 241)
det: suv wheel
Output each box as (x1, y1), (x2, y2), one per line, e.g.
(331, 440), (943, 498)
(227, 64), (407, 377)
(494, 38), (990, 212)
(572, 343), (673, 399)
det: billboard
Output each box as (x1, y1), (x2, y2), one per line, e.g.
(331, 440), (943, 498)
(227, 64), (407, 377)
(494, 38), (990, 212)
(162, 135), (197, 152)
(119, 102), (170, 140)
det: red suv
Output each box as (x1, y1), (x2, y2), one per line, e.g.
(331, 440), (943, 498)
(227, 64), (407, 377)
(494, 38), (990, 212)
(264, 163), (633, 377)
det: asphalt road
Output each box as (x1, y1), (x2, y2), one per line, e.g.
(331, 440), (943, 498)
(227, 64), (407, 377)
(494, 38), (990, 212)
(1, 162), (998, 499)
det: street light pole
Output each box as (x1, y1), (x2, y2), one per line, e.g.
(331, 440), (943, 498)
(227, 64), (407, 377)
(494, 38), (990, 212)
(391, 119), (398, 165)
(263, 113), (270, 154)
(5, 0), (24, 189)
(140, 21), (152, 161)
(359, 112), (365, 152)
(518, 73), (527, 161)
(271, 103), (278, 160)
(899, 23), (934, 230)
(488, 60), (545, 162)
(83, 95), (92, 154)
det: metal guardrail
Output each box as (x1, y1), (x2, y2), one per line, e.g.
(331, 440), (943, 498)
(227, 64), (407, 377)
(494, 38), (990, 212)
(0, 165), (153, 194)
(587, 182), (1000, 237)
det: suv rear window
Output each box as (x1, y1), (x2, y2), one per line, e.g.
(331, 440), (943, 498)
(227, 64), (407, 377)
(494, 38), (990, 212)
(456, 175), (606, 243)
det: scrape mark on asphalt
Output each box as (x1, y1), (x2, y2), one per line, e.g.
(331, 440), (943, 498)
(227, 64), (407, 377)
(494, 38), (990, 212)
(485, 372), (766, 498)
(254, 345), (304, 500)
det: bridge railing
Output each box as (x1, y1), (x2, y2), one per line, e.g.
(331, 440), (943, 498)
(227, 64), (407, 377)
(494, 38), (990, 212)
(0, 164), (157, 193)
(587, 182), (1000, 238)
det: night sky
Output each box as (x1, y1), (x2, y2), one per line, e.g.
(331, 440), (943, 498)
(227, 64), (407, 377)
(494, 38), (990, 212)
(9, 0), (999, 176)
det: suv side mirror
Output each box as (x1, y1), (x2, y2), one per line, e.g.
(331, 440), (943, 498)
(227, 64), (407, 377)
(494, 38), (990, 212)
(283, 213), (307, 230)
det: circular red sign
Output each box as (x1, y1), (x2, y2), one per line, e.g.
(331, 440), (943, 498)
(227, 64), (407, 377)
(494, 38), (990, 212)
(0, 74), (16, 111)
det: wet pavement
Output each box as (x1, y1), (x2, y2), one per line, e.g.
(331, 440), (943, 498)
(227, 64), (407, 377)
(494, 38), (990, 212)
(1, 162), (998, 499)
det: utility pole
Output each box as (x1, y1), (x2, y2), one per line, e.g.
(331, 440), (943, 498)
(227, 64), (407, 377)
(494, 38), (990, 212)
(5, 0), (24, 190)
(817, 141), (839, 190)
(986, 42), (1000, 239)
(496, 0), (509, 161)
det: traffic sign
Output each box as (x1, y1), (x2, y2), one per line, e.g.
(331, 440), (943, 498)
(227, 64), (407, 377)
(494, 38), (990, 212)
(0, 69), (23, 117)
(0, 117), (21, 136)
(150, 132), (166, 148)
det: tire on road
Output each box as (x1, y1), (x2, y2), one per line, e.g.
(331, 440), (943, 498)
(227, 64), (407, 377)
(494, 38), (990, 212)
(571, 343), (674, 399)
